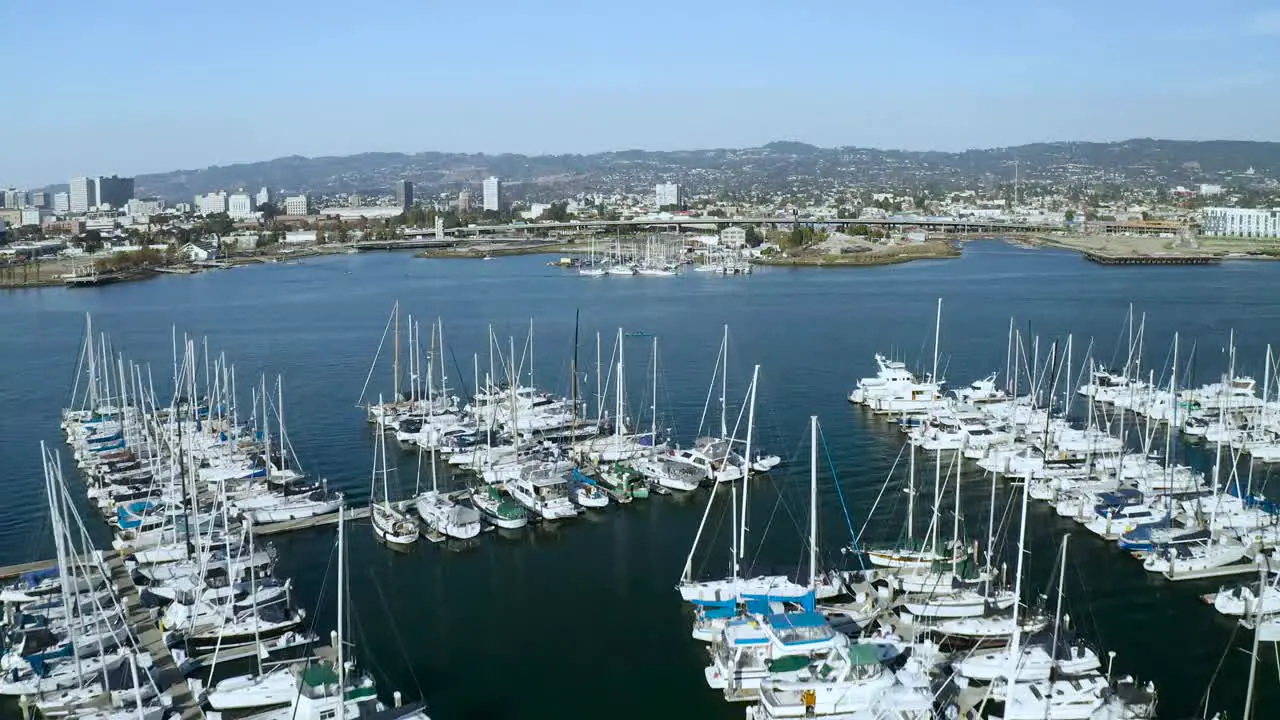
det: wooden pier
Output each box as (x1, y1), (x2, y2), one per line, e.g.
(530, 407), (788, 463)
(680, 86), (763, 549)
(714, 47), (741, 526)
(0, 553), (99, 580)
(1082, 251), (1220, 266)
(105, 552), (205, 720)
(252, 505), (371, 536)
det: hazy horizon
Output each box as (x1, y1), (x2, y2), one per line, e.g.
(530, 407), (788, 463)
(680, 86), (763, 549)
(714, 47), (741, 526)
(5, 0), (1280, 187)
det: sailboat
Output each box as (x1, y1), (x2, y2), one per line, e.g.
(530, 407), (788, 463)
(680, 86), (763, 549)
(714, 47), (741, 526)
(678, 366), (808, 606)
(578, 238), (606, 276)
(371, 396), (419, 546)
(414, 441), (481, 540)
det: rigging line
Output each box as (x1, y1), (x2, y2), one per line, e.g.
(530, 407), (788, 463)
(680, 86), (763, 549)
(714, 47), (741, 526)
(1196, 614), (1242, 720)
(855, 441), (907, 542)
(356, 303), (397, 408)
(368, 566), (424, 697)
(821, 426), (861, 564)
(746, 476), (791, 580)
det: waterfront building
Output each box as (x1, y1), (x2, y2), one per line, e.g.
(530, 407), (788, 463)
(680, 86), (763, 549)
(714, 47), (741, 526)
(69, 177), (94, 213)
(53, 192), (70, 213)
(196, 191), (228, 215)
(94, 175), (135, 208)
(1200, 207), (1280, 239)
(483, 176), (503, 212)
(720, 226), (747, 248)
(228, 191), (256, 219)
(395, 180), (413, 212)
(656, 182), (682, 208)
(284, 194), (310, 216)
(457, 189), (473, 213)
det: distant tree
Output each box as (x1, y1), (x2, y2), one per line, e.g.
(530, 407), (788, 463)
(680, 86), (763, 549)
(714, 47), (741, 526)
(335, 221), (351, 244)
(257, 202), (279, 226)
(1063, 209), (1076, 224)
(744, 226), (763, 248)
(539, 202), (571, 223)
(706, 208), (727, 218)
(80, 229), (105, 254)
(849, 224), (872, 237)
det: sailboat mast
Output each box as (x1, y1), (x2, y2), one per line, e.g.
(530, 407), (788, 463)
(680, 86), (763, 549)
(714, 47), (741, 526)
(720, 325), (729, 438)
(1004, 470), (1032, 681)
(738, 365), (759, 559)
(277, 376), (285, 467)
(1049, 534), (1069, 672)
(1005, 317), (1014, 394)
(393, 301), (401, 401)
(907, 442), (915, 541)
(650, 336), (658, 441)
(615, 328), (624, 437)
(596, 332), (603, 425)
(336, 504), (346, 720)
(438, 317), (447, 400)
(809, 415), (818, 591)
(529, 318), (535, 390)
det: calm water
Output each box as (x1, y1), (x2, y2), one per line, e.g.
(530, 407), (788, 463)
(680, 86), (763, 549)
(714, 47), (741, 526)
(1, 240), (1276, 719)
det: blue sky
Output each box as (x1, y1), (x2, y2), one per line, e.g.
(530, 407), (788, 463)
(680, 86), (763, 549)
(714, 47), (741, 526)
(3, 0), (1279, 186)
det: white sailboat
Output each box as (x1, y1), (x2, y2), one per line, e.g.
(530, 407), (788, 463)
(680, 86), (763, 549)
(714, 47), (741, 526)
(371, 396), (419, 546)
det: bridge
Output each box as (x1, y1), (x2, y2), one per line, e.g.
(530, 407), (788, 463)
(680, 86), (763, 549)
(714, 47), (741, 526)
(436, 216), (1059, 237)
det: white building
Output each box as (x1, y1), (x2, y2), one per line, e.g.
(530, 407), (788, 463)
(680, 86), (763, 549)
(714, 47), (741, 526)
(719, 226), (747, 247)
(483, 176), (503, 212)
(228, 192), (256, 219)
(3, 189), (24, 208)
(196, 191), (228, 215)
(53, 192), (70, 213)
(283, 230), (317, 244)
(126, 198), (164, 218)
(656, 182), (681, 208)
(69, 177), (94, 213)
(256, 187), (271, 208)
(20, 208), (47, 227)
(1198, 184), (1224, 197)
(283, 194), (310, 216)
(1201, 207), (1280, 238)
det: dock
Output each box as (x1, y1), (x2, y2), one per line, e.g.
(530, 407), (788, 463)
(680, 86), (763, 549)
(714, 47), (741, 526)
(1082, 251), (1220, 266)
(105, 552), (205, 720)
(252, 505), (371, 536)
(0, 552), (100, 580)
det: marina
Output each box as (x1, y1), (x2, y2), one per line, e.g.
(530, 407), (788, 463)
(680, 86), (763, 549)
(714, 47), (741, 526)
(2, 242), (1279, 720)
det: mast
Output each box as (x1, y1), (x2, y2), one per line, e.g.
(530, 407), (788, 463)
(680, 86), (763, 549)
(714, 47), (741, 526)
(1243, 564), (1265, 719)
(392, 301), (401, 401)
(1003, 470), (1032, 681)
(738, 365), (759, 560)
(571, 310), (580, 446)
(438, 317), (447, 400)
(615, 328), (625, 438)
(528, 317), (535, 390)
(720, 325), (729, 439)
(1049, 534), (1069, 675)
(336, 503), (346, 720)
(907, 441), (915, 542)
(650, 336), (658, 442)
(277, 376), (285, 469)
(596, 331), (603, 425)
(1005, 317), (1014, 394)
(809, 415), (818, 592)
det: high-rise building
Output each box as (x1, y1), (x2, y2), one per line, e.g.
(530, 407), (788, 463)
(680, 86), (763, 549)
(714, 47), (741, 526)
(30, 191), (47, 209)
(255, 187), (271, 209)
(69, 177), (94, 213)
(655, 182), (682, 208)
(457, 189), (473, 213)
(284, 194), (310, 216)
(482, 176), (503, 212)
(196, 191), (228, 215)
(228, 191), (256, 219)
(395, 180), (413, 212)
(53, 192), (70, 213)
(94, 175), (135, 208)
(3, 189), (25, 208)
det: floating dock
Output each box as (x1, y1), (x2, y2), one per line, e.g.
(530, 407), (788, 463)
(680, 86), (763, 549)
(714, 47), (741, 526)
(1082, 251), (1220, 266)
(252, 505), (372, 536)
(1162, 556), (1265, 582)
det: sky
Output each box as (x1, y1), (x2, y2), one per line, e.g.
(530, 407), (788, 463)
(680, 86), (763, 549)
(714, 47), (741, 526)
(3, 0), (1280, 186)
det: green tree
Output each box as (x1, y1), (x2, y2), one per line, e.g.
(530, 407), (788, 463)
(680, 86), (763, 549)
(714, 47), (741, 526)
(1064, 209), (1076, 224)
(80, 229), (105, 254)
(539, 201), (571, 222)
(335, 220), (350, 244)
(744, 226), (763, 248)
(257, 202), (279, 226)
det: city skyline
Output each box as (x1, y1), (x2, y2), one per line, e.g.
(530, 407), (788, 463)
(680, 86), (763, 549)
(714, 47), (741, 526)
(4, 0), (1280, 186)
